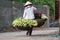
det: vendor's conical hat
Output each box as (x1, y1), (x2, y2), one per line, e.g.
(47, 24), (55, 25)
(24, 1), (32, 6)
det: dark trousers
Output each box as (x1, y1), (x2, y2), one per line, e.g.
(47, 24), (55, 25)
(26, 27), (33, 36)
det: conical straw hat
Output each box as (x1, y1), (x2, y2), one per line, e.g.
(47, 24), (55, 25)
(24, 1), (32, 6)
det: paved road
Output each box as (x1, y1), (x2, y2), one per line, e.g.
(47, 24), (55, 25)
(0, 28), (60, 40)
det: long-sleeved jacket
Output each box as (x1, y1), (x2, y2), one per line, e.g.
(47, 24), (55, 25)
(23, 6), (37, 19)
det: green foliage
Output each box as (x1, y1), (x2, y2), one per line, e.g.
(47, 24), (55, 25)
(9, 0), (55, 16)
(12, 18), (38, 27)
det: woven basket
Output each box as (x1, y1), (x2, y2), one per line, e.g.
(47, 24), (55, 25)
(15, 19), (46, 30)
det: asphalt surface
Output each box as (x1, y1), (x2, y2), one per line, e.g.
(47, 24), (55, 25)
(0, 27), (60, 40)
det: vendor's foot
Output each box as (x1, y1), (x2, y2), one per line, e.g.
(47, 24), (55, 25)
(28, 33), (31, 36)
(26, 32), (28, 35)
(26, 33), (31, 36)
(29, 34), (31, 36)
